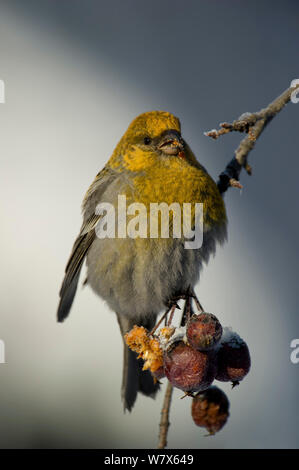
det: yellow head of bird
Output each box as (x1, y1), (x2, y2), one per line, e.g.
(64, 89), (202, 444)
(109, 111), (191, 171)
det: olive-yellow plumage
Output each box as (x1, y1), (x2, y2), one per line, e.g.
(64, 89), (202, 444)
(57, 111), (227, 411)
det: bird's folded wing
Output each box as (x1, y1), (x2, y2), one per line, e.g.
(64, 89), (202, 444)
(57, 166), (117, 322)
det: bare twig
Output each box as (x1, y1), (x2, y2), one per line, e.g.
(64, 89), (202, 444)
(205, 83), (299, 194)
(157, 382), (173, 449)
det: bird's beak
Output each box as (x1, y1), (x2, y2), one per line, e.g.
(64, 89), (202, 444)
(158, 130), (185, 156)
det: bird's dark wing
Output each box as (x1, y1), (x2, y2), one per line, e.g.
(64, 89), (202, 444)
(57, 228), (97, 322)
(57, 166), (117, 322)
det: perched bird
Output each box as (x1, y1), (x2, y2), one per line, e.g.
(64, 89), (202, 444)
(57, 111), (227, 411)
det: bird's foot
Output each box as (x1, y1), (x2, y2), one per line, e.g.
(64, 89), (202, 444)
(167, 289), (204, 314)
(151, 289), (204, 335)
(168, 289), (204, 327)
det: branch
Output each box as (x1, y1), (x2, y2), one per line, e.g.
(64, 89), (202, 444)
(157, 382), (173, 449)
(205, 83), (299, 194)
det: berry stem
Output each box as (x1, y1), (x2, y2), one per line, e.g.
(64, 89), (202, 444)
(167, 304), (177, 327)
(150, 307), (171, 335)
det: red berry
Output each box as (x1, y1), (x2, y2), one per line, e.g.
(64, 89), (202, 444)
(191, 386), (230, 435)
(186, 313), (222, 351)
(216, 330), (251, 383)
(164, 341), (216, 392)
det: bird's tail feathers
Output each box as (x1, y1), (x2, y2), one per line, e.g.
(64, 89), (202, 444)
(117, 314), (160, 412)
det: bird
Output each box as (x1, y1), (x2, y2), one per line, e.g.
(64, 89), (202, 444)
(57, 111), (227, 411)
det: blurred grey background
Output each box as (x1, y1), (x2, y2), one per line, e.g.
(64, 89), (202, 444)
(0, 0), (298, 449)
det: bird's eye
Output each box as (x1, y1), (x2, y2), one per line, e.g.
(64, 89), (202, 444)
(143, 136), (151, 145)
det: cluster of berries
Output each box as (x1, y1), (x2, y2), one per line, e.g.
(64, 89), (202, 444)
(125, 312), (250, 434)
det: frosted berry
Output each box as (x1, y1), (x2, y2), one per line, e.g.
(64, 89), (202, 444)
(186, 313), (222, 351)
(216, 330), (251, 384)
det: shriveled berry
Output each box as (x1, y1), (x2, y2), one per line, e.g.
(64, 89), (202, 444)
(186, 313), (222, 351)
(191, 386), (230, 435)
(164, 341), (216, 392)
(216, 330), (251, 383)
